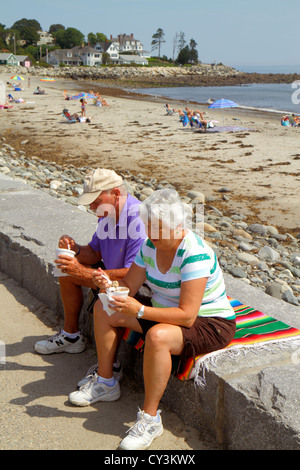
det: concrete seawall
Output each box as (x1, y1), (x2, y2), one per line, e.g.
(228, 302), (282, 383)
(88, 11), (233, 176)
(1, 172), (300, 449)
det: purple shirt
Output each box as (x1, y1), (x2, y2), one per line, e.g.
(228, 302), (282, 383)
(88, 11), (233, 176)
(89, 194), (146, 270)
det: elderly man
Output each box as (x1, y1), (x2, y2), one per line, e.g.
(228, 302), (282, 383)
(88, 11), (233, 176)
(35, 168), (146, 355)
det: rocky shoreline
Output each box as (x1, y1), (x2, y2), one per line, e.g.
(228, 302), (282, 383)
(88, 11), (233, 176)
(1, 139), (299, 307)
(2, 64), (300, 88)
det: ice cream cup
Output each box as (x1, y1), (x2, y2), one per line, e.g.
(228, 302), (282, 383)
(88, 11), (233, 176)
(53, 247), (76, 277)
(105, 286), (129, 298)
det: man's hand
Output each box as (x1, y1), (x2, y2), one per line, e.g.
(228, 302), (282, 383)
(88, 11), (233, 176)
(58, 235), (79, 254)
(55, 254), (85, 278)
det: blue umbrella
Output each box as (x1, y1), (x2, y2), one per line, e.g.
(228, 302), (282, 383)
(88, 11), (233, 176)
(208, 98), (238, 124)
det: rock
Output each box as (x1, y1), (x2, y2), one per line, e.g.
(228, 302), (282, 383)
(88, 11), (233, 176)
(233, 228), (253, 240)
(258, 246), (280, 262)
(282, 290), (299, 305)
(265, 282), (282, 300)
(247, 224), (267, 236)
(227, 266), (248, 278)
(237, 252), (260, 266)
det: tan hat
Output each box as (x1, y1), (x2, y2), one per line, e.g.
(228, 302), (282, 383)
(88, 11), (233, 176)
(77, 168), (123, 206)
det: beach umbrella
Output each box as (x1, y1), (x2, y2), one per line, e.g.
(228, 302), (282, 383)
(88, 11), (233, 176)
(208, 98), (238, 124)
(70, 92), (96, 100)
(40, 77), (55, 82)
(11, 75), (24, 81)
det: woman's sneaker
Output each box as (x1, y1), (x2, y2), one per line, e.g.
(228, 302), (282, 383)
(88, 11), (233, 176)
(34, 330), (86, 355)
(119, 409), (163, 450)
(69, 375), (121, 406)
(77, 363), (123, 388)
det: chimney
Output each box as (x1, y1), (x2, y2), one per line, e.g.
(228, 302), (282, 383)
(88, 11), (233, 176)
(110, 34), (112, 40)
(131, 33), (133, 38)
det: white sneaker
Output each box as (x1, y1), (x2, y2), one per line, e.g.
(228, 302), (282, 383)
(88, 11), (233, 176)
(77, 363), (123, 388)
(119, 409), (163, 450)
(34, 330), (86, 355)
(69, 375), (121, 407)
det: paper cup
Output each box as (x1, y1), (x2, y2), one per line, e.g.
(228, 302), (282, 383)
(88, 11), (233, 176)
(53, 247), (76, 277)
(105, 287), (129, 298)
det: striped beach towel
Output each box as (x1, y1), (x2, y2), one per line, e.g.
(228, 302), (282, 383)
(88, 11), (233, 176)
(122, 298), (300, 384)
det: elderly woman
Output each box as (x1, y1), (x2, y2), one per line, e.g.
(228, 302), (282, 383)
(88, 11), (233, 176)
(69, 189), (236, 450)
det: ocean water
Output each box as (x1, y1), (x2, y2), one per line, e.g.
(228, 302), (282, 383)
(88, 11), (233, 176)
(133, 82), (300, 114)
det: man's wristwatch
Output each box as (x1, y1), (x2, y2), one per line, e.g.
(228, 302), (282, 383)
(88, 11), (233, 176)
(136, 305), (145, 319)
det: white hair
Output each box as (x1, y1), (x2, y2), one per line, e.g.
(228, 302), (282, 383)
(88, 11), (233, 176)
(139, 188), (191, 230)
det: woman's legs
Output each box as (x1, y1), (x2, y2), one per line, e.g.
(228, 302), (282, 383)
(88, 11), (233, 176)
(93, 300), (143, 379)
(142, 324), (184, 416)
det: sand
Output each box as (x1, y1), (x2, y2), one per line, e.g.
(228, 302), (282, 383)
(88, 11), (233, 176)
(1, 73), (299, 233)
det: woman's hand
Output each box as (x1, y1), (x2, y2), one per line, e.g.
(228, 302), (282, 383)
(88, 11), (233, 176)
(58, 235), (79, 253)
(92, 267), (111, 292)
(108, 295), (142, 318)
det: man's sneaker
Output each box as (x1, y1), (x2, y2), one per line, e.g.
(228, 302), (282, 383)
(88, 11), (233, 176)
(77, 363), (123, 388)
(119, 409), (163, 450)
(34, 330), (86, 355)
(69, 375), (121, 406)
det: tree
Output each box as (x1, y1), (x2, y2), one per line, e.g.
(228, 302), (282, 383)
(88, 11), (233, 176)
(54, 27), (85, 49)
(49, 24), (65, 35)
(87, 32), (107, 45)
(176, 39), (199, 65)
(10, 18), (41, 47)
(189, 38), (198, 64)
(11, 18), (41, 32)
(176, 45), (190, 65)
(151, 28), (166, 57)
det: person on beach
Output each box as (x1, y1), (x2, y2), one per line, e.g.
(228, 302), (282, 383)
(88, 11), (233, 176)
(68, 188), (236, 450)
(80, 98), (87, 117)
(34, 168), (147, 359)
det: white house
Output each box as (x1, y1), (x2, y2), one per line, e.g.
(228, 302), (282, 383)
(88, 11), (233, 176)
(37, 31), (54, 46)
(45, 46), (101, 66)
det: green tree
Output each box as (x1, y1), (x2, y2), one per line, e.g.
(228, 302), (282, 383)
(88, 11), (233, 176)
(11, 18), (41, 32)
(10, 18), (41, 47)
(49, 24), (65, 35)
(54, 27), (85, 48)
(151, 28), (166, 57)
(176, 45), (190, 65)
(189, 38), (198, 63)
(87, 32), (107, 45)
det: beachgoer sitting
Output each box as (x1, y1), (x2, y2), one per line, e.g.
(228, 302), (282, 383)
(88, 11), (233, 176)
(67, 188), (236, 450)
(34, 86), (46, 95)
(34, 169), (146, 362)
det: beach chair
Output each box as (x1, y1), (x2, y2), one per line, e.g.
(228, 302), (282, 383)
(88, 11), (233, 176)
(62, 111), (78, 123)
(165, 105), (175, 115)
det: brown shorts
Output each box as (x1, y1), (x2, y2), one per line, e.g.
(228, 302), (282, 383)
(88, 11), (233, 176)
(137, 315), (236, 357)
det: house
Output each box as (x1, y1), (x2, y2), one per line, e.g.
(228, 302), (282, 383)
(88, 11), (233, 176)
(72, 45), (102, 66)
(45, 45), (101, 67)
(0, 53), (19, 66)
(95, 33), (149, 64)
(37, 31), (54, 46)
(46, 49), (82, 66)
(15, 55), (32, 67)
(112, 33), (144, 55)
(118, 54), (148, 66)
(94, 41), (119, 62)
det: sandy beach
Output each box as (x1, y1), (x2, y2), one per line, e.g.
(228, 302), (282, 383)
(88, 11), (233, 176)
(1, 73), (299, 233)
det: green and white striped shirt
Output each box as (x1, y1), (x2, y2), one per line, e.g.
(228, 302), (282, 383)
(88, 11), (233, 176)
(134, 230), (235, 319)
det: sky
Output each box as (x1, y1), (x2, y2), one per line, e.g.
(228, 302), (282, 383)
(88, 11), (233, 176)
(2, 0), (300, 70)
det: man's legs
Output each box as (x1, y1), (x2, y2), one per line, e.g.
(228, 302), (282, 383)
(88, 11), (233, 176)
(59, 276), (95, 333)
